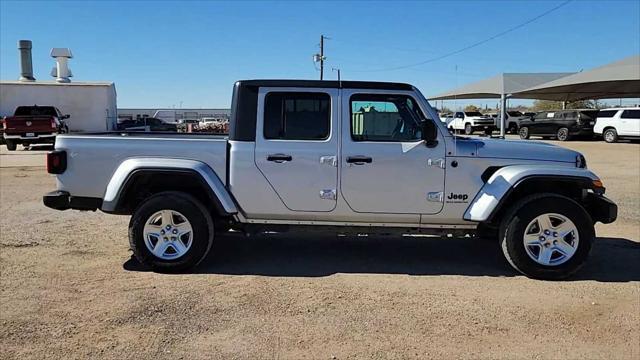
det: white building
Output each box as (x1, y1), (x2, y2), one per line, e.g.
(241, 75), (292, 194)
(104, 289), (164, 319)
(1, 41), (118, 132)
(0, 81), (118, 132)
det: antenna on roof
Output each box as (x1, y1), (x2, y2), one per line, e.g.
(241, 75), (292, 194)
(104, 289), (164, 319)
(332, 67), (341, 87)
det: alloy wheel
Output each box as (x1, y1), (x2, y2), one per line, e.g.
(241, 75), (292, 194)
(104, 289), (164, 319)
(143, 210), (193, 260)
(522, 213), (579, 266)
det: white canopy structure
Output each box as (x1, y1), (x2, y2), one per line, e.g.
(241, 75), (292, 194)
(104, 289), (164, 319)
(429, 72), (574, 136)
(515, 55), (640, 101)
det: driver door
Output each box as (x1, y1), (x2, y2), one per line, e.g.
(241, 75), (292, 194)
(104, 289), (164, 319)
(340, 90), (446, 215)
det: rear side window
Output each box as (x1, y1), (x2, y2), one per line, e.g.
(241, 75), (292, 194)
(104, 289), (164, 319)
(350, 94), (426, 142)
(264, 92), (330, 140)
(621, 109), (640, 119)
(597, 110), (618, 118)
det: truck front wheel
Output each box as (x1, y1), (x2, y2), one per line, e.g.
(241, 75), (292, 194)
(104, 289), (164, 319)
(464, 123), (473, 135)
(499, 194), (594, 280)
(128, 191), (214, 272)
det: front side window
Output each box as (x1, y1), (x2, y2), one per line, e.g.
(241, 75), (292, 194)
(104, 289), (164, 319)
(621, 109), (640, 119)
(350, 94), (426, 142)
(264, 92), (330, 140)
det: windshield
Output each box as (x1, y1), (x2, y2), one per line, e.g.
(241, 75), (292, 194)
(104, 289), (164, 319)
(508, 111), (523, 116)
(464, 111), (483, 117)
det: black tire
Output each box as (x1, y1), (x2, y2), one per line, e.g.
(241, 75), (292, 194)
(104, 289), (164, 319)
(5, 140), (16, 151)
(556, 127), (570, 141)
(519, 126), (530, 139)
(464, 123), (473, 135)
(603, 128), (618, 143)
(498, 193), (594, 280)
(483, 127), (493, 136)
(128, 191), (214, 272)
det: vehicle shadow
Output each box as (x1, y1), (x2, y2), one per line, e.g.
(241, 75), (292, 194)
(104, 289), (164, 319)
(124, 234), (640, 282)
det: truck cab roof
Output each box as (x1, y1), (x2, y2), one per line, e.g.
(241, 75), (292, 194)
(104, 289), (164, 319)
(234, 79), (414, 91)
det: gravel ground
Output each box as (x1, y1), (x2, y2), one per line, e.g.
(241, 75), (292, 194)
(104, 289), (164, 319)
(0, 139), (638, 359)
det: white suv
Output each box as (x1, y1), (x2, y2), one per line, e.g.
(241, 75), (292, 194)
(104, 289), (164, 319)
(594, 107), (640, 143)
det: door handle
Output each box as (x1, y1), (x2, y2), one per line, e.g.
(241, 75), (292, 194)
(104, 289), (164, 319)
(267, 154), (292, 163)
(346, 156), (372, 164)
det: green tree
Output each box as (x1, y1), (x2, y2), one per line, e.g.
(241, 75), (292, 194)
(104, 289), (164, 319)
(532, 99), (597, 111)
(464, 105), (480, 112)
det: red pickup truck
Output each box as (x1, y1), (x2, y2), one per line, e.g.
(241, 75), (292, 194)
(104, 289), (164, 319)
(2, 105), (70, 151)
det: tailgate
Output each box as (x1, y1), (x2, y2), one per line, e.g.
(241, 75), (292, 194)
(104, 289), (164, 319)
(4, 116), (55, 134)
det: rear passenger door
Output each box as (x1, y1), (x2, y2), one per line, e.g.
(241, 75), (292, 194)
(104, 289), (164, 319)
(620, 109), (640, 136)
(254, 88), (339, 212)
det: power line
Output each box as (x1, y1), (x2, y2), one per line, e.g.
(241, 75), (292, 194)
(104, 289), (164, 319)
(347, 0), (573, 73)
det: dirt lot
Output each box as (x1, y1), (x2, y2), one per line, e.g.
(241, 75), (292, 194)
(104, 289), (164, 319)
(1, 139), (638, 359)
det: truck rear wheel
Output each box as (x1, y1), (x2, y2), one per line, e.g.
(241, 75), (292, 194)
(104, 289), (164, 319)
(5, 140), (16, 151)
(128, 191), (214, 272)
(499, 194), (594, 280)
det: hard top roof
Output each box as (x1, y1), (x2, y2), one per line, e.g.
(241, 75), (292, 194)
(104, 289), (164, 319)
(235, 79), (414, 91)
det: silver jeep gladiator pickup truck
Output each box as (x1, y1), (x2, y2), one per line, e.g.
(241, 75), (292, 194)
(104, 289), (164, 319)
(43, 80), (617, 280)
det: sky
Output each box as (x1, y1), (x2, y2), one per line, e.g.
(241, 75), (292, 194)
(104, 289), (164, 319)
(1, 0), (639, 109)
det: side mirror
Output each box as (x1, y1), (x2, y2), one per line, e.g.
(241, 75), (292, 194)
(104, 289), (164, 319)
(62, 114), (70, 119)
(421, 120), (438, 147)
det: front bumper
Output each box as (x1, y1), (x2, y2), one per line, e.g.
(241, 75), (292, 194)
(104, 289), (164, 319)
(585, 193), (617, 224)
(473, 122), (495, 128)
(43, 191), (102, 211)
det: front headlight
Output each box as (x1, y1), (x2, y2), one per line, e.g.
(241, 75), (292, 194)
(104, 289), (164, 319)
(576, 154), (587, 168)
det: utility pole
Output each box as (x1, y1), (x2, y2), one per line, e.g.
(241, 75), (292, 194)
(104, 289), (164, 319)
(320, 35), (325, 80)
(313, 35), (328, 80)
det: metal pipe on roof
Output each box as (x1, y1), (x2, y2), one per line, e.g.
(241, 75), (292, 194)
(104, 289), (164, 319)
(18, 40), (35, 82)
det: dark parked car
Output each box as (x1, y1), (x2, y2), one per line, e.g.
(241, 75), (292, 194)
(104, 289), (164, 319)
(116, 117), (177, 132)
(518, 109), (599, 141)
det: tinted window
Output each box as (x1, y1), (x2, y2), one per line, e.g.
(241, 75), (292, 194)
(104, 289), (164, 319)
(578, 111), (598, 120)
(597, 110), (619, 118)
(264, 92), (330, 140)
(14, 106), (58, 116)
(621, 109), (640, 119)
(351, 94), (426, 142)
(508, 111), (523, 116)
(464, 111), (483, 117)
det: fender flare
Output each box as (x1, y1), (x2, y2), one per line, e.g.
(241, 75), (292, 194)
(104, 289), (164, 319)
(101, 158), (238, 214)
(463, 165), (599, 222)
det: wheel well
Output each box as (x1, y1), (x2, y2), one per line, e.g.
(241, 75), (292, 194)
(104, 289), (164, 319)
(113, 169), (230, 218)
(486, 177), (592, 226)
(602, 126), (616, 132)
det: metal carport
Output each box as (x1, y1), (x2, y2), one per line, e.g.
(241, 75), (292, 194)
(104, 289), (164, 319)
(429, 72), (574, 137)
(515, 55), (640, 101)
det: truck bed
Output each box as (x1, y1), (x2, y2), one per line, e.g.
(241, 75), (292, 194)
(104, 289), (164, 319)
(54, 132), (228, 199)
